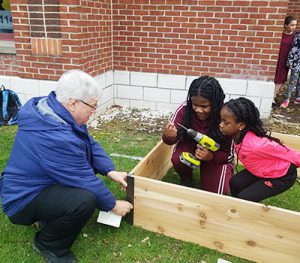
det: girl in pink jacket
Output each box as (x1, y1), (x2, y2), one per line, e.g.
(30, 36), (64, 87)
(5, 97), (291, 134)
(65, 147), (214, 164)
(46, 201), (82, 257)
(219, 97), (300, 202)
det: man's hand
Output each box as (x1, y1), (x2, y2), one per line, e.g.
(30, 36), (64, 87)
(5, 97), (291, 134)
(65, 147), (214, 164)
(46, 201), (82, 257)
(107, 171), (128, 191)
(112, 200), (133, 216)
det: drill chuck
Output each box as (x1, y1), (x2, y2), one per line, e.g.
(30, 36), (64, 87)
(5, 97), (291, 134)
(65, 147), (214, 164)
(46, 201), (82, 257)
(184, 127), (220, 152)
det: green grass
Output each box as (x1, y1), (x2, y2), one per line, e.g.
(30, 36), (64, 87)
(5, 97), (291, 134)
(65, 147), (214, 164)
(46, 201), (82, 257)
(0, 122), (299, 263)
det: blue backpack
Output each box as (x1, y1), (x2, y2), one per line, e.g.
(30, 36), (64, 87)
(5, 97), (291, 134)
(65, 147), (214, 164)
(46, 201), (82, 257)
(0, 85), (22, 126)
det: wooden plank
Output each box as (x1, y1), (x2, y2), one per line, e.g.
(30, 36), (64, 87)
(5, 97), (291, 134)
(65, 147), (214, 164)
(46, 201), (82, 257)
(273, 132), (300, 152)
(132, 175), (300, 263)
(132, 134), (300, 180)
(273, 133), (300, 176)
(131, 140), (174, 180)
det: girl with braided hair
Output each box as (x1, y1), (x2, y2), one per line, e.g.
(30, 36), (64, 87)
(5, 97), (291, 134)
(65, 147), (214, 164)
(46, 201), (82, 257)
(219, 97), (300, 202)
(162, 76), (234, 194)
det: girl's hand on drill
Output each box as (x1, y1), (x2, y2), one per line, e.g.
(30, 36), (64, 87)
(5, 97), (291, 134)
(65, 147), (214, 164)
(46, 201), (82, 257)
(107, 171), (128, 191)
(112, 200), (133, 217)
(195, 145), (213, 162)
(163, 122), (177, 140)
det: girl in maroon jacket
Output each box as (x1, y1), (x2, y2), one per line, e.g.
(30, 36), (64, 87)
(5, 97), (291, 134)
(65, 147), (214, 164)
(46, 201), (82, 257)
(162, 76), (234, 194)
(273, 15), (297, 106)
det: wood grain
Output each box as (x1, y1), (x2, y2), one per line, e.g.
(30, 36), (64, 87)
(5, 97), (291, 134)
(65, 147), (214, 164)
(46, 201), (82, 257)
(131, 140), (174, 180)
(273, 132), (300, 152)
(133, 176), (300, 263)
(129, 134), (300, 262)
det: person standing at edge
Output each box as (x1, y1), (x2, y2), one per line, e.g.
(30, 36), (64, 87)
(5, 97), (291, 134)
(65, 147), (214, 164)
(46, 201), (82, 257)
(273, 16), (298, 106)
(280, 30), (300, 108)
(0, 70), (133, 263)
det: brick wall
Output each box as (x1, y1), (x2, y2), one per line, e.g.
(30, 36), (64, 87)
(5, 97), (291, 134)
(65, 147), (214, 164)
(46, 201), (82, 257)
(288, 0), (300, 30)
(78, 0), (113, 76)
(2, 0), (112, 80)
(113, 0), (288, 81)
(0, 54), (17, 76)
(288, 0), (300, 18)
(2, 0), (293, 118)
(0, 0), (293, 81)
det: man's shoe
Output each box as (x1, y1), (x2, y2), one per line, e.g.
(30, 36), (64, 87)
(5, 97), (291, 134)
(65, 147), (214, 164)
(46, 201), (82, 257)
(33, 235), (76, 263)
(294, 97), (300, 104)
(280, 100), (289, 108)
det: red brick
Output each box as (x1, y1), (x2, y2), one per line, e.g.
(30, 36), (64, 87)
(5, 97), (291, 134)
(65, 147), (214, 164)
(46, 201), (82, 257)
(3, 0), (291, 81)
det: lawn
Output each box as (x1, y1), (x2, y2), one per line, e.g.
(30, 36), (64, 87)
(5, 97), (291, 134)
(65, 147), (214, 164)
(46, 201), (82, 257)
(0, 121), (299, 263)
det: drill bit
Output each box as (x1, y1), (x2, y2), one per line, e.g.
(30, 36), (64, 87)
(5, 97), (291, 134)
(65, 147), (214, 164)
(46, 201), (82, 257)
(177, 123), (188, 130)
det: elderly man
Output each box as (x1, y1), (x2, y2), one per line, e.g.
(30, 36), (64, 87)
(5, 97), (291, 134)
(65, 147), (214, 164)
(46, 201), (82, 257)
(0, 70), (133, 263)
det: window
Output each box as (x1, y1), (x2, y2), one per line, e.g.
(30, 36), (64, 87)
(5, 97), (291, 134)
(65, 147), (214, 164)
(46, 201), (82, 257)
(0, 0), (15, 54)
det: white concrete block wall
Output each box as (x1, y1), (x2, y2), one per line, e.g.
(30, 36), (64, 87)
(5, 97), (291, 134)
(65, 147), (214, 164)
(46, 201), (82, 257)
(112, 70), (275, 118)
(38, 80), (58, 96)
(186, 76), (196, 90)
(131, 72), (157, 87)
(114, 70), (129, 85)
(0, 71), (114, 108)
(94, 73), (114, 108)
(97, 100), (113, 113)
(246, 80), (274, 97)
(130, 100), (156, 110)
(144, 87), (170, 103)
(260, 98), (273, 118)
(158, 74), (186, 90)
(94, 74), (105, 90)
(218, 78), (247, 95)
(117, 85), (143, 100)
(171, 89), (188, 104)
(114, 98), (130, 108)
(105, 71), (113, 87)
(101, 85), (114, 105)
(1, 70), (275, 118)
(1, 76), (11, 89)
(157, 102), (180, 113)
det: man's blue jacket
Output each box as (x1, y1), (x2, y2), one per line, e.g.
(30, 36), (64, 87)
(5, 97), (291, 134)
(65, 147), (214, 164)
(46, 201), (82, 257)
(0, 92), (116, 217)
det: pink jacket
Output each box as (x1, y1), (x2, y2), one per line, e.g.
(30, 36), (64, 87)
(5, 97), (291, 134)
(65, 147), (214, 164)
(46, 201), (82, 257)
(235, 131), (300, 178)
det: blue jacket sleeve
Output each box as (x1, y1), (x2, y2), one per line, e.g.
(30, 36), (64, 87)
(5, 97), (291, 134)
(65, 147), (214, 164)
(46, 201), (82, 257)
(39, 135), (116, 211)
(89, 135), (115, 175)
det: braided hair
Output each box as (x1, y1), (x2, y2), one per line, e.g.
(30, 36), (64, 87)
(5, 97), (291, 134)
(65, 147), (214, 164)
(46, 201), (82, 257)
(224, 97), (281, 144)
(178, 76), (226, 144)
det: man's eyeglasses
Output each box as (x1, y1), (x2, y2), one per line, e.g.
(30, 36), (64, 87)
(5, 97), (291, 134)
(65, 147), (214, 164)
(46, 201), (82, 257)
(79, 100), (97, 110)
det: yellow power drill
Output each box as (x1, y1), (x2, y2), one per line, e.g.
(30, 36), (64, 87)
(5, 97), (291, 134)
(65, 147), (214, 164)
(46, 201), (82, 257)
(178, 123), (220, 169)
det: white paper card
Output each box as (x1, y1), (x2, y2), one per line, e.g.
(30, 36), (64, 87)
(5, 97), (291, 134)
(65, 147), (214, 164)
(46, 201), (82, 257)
(97, 211), (122, 228)
(217, 259), (232, 263)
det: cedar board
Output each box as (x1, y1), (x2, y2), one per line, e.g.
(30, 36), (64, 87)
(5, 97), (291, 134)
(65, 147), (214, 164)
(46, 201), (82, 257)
(127, 133), (300, 262)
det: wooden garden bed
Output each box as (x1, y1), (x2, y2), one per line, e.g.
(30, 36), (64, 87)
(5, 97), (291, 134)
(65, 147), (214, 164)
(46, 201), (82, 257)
(126, 133), (300, 263)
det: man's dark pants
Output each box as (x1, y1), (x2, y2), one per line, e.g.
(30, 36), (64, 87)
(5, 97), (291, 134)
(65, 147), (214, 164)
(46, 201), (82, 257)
(9, 185), (97, 256)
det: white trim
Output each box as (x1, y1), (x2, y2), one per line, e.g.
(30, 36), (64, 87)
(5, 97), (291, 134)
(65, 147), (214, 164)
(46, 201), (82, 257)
(217, 165), (226, 195)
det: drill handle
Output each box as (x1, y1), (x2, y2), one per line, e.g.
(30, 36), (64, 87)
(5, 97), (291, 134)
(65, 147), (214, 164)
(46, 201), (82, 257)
(198, 134), (220, 152)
